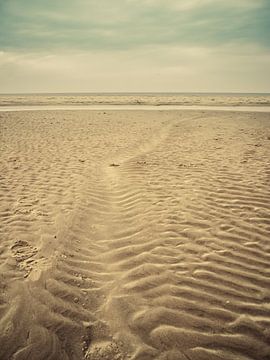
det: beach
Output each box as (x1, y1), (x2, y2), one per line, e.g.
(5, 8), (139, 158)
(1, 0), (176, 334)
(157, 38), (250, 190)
(0, 108), (270, 360)
(1, 93), (270, 107)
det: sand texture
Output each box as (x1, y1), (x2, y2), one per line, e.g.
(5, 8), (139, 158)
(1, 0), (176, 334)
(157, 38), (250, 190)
(0, 110), (270, 360)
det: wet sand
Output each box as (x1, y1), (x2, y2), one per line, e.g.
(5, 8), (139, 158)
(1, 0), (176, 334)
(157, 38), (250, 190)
(0, 109), (270, 360)
(1, 104), (270, 112)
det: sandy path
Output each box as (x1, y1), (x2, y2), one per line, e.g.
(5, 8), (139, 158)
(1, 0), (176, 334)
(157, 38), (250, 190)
(0, 110), (270, 360)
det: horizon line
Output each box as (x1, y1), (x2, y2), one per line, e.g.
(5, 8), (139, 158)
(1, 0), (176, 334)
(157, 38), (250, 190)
(1, 91), (270, 96)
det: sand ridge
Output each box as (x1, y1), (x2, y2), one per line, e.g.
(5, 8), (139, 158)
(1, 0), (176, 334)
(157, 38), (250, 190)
(0, 110), (270, 359)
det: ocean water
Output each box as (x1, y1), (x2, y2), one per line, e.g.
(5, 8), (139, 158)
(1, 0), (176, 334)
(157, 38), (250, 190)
(1, 105), (270, 112)
(0, 92), (270, 111)
(1, 92), (270, 96)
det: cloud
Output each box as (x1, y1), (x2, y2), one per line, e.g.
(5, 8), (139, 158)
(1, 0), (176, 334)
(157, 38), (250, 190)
(1, 43), (269, 93)
(133, 0), (265, 11)
(0, 0), (269, 51)
(0, 1), (269, 92)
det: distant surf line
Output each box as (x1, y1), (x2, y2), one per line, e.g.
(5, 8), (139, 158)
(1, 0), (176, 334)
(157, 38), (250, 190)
(1, 105), (270, 112)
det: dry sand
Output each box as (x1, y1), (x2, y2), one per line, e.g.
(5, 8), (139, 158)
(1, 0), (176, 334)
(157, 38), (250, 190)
(0, 109), (270, 360)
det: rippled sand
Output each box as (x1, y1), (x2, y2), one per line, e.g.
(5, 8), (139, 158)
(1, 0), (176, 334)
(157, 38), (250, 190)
(0, 110), (270, 360)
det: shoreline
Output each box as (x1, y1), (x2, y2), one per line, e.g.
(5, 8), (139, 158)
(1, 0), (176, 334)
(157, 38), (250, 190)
(1, 104), (270, 112)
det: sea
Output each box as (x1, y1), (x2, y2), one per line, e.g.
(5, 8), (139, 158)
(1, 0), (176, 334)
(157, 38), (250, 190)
(0, 92), (270, 112)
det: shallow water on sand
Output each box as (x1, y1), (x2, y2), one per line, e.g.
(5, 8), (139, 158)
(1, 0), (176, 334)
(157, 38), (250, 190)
(1, 104), (270, 112)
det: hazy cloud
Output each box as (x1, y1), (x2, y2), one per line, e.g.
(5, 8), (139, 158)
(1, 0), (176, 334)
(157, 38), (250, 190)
(0, 0), (269, 92)
(1, 43), (269, 93)
(0, 0), (269, 51)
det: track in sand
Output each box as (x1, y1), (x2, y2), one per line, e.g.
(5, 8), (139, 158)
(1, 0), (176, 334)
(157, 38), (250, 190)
(0, 110), (270, 360)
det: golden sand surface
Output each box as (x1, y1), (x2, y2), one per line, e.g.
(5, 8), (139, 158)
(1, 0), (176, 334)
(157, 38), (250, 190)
(0, 110), (270, 360)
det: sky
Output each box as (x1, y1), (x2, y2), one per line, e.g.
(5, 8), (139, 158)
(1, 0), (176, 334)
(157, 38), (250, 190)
(0, 0), (269, 93)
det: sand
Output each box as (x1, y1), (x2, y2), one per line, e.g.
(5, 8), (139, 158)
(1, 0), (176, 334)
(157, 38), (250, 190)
(0, 109), (270, 360)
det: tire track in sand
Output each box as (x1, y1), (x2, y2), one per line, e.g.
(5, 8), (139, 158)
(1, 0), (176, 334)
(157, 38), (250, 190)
(94, 112), (270, 360)
(0, 110), (174, 360)
(1, 111), (270, 360)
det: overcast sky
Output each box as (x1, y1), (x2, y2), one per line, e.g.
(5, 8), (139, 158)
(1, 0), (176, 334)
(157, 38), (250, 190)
(0, 0), (269, 93)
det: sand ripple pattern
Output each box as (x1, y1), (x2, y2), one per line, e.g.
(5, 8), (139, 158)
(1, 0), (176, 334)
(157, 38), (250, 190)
(0, 110), (270, 360)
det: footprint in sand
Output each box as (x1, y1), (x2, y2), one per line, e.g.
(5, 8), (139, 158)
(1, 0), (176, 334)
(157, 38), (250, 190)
(10, 240), (38, 275)
(84, 340), (126, 360)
